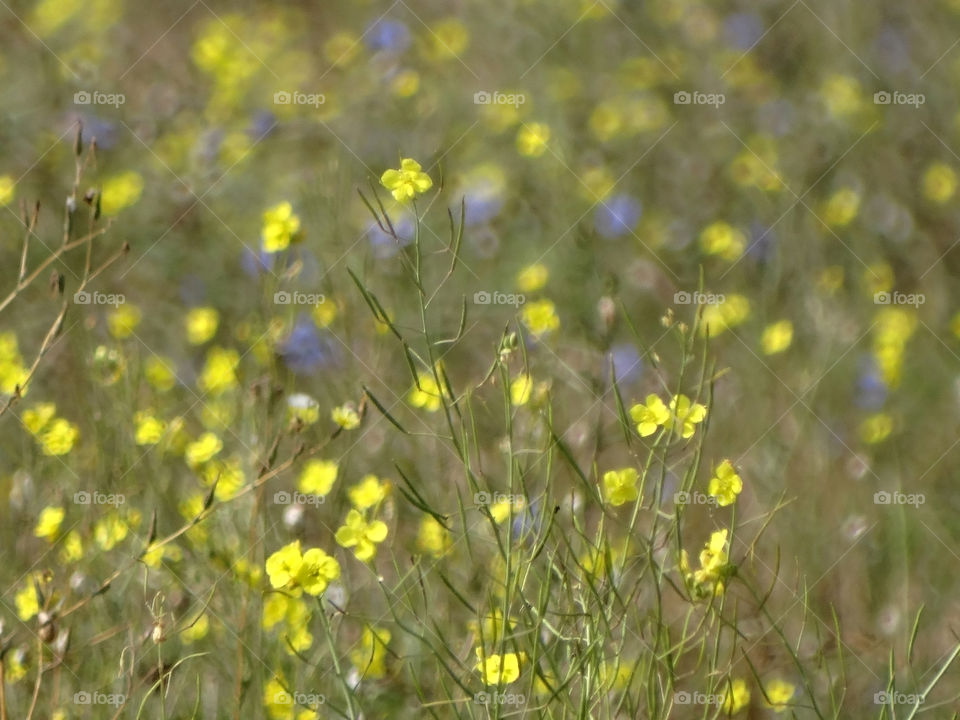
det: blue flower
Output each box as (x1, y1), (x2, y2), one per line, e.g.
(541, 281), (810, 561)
(241, 247), (276, 278)
(610, 344), (644, 385)
(280, 315), (337, 375)
(745, 222), (777, 263)
(594, 194), (642, 239)
(511, 500), (543, 544)
(854, 356), (887, 410)
(723, 13), (764, 51)
(365, 19), (411, 54)
(249, 110), (276, 139)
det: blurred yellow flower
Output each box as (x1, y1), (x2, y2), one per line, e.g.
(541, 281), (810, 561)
(261, 201), (301, 253)
(324, 31), (361, 67)
(312, 299), (338, 328)
(922, 162), (957, 204)
(708, 460), (743, 507)
(185, 432), (222, 466)
(475, 649), (522, 685)
(423, 18), (469, 60)
(94, 513), (130, 550)
(409, 371), (446, 412)
(517, 123), (550, 157)
(332, 403), (360, 429)
(201, 457), (245, 500)
(348, 475), (390, 510)
(521, 299), (560, 337)
(700, 221), (746, 261)
(199, 347), (239, 395)
(41, 418), (78, 455)
(186, 307), (219, 345)
(335, 509), (389, 561)
(859, 412), (893, 444)
(100, 171), (144, 216)
(603, 467), (639, 506)
(764, 678), (795, 712)
(516, 263), (549, 292)
(15, 582), (39, 621)
(266, 540), (340, 596)
(821, 74), (863, 118)
(23, 402), (56, 435)
(390, 69), (420, 97)
(761, 320), (793, 355)
(821, 188), (861, 228)
(417, 515), (451, 557)
(722, 678), (750, 715)
(381, 158), (433, 202)
(181, 613), (209, 644)
(107, 304), (142, 339)
(286, 393), (320, 425)
(0, 175), (15, 206)
(145, 355), (177, 391)
(510, 374), (533, 406)
(34, 506), (64, 541)
(134, 412), (166, 445)
(351, 626), (392, 678)
(60, 530), (83, 563)
(699, 294), (750, 336)
(299, 459), (338, 496)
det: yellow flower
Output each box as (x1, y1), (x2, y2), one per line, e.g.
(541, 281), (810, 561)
(859, 412), (893, 444)
(60, 530), (83, 562)
(348, 475), (390, 510)
(134, 412), (167, 445)
(490, 496), (525, 524)
(821, 74), (862, 118)
(145, 355), (177, 391)
(417, 515), (451, 558)
(682, 529), (731, 598)
(0, 175), (14, 206)
(922, 162), (957, 204)
(335, 509), (389, 561)
(408, 373), (445, 412)
(708, 460), (743, 507)
(181, 613), (209, 644)
(331, 403), (360, 429)
(94, 513), (130, 550)
(41, 418), (78, 455)
(15, 582), (39, 621)
(722, 677), (750, 715)
(34, 506), (64, 541)
(516, 263), (548, 292)
(350, 626), (392, 678)
(761, 320), (793, 355)
(700, 221), (746, 261)
(198, 347), (239, 395)
(475, 648), (522, 685)
(100, 171), (144, 216)
(666, 394), (707, 439)
(629, 394), (670, 436)
(141, 543), (182, 568)
(822, 188), (860, 228)
(261, 201), (302, 253)
(380, 158), (433, 202)
(468, 610), (514, 646)
(312, 299), (338, 328)
(185, 432), (222, 466)
(201, 457), (245, 500)
(510, 374), (533, 406)
(107, 304), (142, 339)
(298, 459), (338, 496)
(23, 402), (56, 435)
(521, 299), (560, 337)
(324, 31), (361, 67)
(287, 393), (320, 425)
(699, 294), (751, 336)
(265, 540), (340, 596)
(422, 18), (469, 60)
(603, 467), (639, 506)
(764, 678), (795, 712)
(517, 123), (550, 157)
(185, 307), (219, 345)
